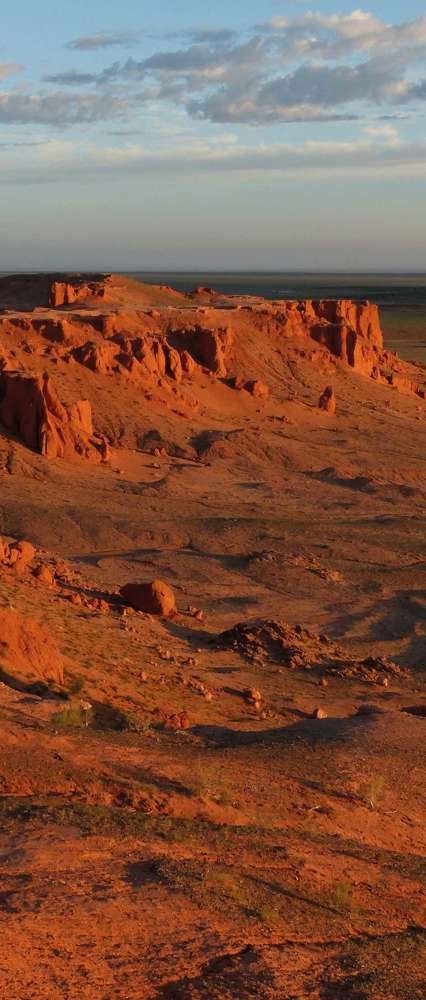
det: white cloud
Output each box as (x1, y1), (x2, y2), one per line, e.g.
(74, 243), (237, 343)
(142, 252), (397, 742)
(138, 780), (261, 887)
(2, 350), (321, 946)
(0, 88), (131, 125)
(2, 11), (426, 129)
(66, 30), (139, 51)
(1, 129), (426, 183)
(35, 11), (426, 126)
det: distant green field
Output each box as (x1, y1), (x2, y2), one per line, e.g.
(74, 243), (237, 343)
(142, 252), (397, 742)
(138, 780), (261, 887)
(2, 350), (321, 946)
(381, 307), (426, 365)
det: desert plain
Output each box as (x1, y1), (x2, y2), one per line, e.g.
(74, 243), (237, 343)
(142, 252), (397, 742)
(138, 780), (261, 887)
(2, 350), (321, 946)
(0, 272), (424, 999)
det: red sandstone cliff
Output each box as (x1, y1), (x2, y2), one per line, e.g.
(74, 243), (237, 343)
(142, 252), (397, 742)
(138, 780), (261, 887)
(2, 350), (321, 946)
(0, 372), (107, 461)
(0, 276), (425, 454)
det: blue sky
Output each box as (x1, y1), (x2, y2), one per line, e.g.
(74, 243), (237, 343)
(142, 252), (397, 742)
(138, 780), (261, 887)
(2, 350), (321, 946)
(1, 2), (426, 270)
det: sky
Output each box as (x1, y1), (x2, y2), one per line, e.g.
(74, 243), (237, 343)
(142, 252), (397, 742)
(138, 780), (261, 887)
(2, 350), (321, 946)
(1, 1), (426, 271)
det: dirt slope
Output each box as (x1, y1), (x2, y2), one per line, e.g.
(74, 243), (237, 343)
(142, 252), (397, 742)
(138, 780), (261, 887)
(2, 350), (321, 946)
(0, 273), (424, 999)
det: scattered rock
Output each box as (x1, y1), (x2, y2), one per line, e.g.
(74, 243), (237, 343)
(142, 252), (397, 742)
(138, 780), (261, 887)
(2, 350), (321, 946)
(153, 708), (190, 731)
(218, 619), (405, 683)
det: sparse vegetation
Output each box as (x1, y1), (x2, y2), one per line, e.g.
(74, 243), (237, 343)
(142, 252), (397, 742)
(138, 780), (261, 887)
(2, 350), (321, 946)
(68, 673), (85, 695)
(189, 766), (238, 806)
(332, 880), (356, 915)
(51, 703), (89, 729)
(359, 775), (385, 809)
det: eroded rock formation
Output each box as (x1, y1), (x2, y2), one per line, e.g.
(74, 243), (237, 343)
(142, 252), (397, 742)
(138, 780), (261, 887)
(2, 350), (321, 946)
(48, 275), (111, 308)
(0, 371), (106, 461)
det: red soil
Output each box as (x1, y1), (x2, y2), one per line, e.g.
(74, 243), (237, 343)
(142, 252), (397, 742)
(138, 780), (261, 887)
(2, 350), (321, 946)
(0, 272), (424, 999)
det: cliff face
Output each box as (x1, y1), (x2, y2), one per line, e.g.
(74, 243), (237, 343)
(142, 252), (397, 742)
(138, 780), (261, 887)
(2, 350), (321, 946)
(0, 275), (424, 463)
(67, 298), (383, 383)
(250, 298), (384, 374)
(49, 278), (110, 308)
(308, 300), (383, 375)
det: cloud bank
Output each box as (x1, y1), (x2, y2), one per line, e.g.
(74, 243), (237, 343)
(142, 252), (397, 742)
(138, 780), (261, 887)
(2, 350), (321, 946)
(1, 9), (426, 184)
(1, 128), (425, 185)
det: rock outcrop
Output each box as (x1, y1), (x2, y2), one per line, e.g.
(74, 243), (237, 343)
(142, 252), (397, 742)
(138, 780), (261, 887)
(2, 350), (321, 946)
(0, 371), (106, 461)
(48, 275), (111, 308)
(167, 325), (234, 377)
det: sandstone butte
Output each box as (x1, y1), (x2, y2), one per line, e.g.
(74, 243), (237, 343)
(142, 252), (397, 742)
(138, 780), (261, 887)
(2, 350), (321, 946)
(0, 272), (425, 1000)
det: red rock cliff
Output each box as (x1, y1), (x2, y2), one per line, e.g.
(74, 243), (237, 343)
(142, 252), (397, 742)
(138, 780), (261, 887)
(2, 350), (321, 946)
(0, 371), (106, 461)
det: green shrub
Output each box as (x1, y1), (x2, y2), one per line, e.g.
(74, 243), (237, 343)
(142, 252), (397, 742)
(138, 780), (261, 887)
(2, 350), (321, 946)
(52, 703), (90, 729)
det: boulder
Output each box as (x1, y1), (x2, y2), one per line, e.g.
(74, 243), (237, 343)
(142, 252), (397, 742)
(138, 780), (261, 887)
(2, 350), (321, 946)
(0, 537), (35, 570)
(244, 687), (263, 704)
(244, 380), (269, 399)
(34, 564), (55, 586)
(9, 540), (36, 572)
(318, 386), (336, 414)
(120, 579), (177, 617)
